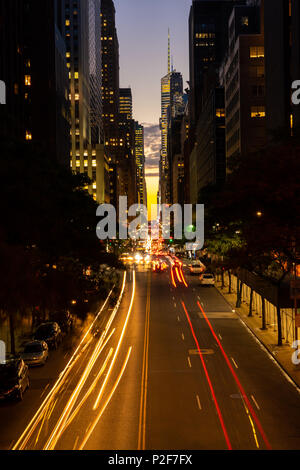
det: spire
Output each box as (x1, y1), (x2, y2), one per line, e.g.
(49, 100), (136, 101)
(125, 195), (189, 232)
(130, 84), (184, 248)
(168, 28), (171, 74)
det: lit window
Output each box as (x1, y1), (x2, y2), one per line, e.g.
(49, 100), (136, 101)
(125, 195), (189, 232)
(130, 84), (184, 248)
(250, 46), (264, 58)
(25, 75), (31, 86)
(84, 160), (88, 167)
(66, 19), (70, 26)
(216, 108), (225, 118)
(76, 161), (80, 167)
(241, 16), (249, 26)
(74, 72), (79, 79)
(25, 130), (32, 140)
(75, 93), (79, 100)
(251, 106), (266, 118)
(92, 160), (97, 167)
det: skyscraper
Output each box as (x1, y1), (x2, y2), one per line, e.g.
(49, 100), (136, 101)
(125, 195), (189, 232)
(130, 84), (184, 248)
(135, 122), (146, 206)
(187, 0), (246, 203)
(120, 88), (133, 121)
(222, 2), (265, 164)
(159, 30), (185, 204)
(101, 0), (120, 153)
(101, 0), (122, 207)
(264, 0), (300, 138)
(160, 68), (183, 204)
(67, 0), (109, 204)
(188, 0), (245, 127)
(0, 0), (70, 166)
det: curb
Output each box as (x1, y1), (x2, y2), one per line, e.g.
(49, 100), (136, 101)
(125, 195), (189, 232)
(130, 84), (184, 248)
(215, 284), (300, 395)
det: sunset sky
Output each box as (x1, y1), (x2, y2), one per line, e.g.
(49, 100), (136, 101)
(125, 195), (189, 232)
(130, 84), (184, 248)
(114, 0), (191, 211)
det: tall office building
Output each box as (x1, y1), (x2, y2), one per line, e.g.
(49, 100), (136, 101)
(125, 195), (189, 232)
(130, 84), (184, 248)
(101, 0), (120, 152)
(120, 88), (133, 121)
(187, 0), (246, 203)
(264, 0), (300, 138)
(188, 0), (245, 127)
(135, 122), (146, 206)
(67, 0), (109, 204)
(221, 3), (265, 164)
(0, 0), (70, 166)
(101, 0), (122, 207)
(159, 32), (184, 204)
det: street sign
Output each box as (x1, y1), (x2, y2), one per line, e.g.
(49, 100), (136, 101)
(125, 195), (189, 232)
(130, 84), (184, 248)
(290, 280), (300, 299)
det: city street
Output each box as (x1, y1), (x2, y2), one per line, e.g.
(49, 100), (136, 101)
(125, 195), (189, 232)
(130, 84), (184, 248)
(1, 262), (300, 450)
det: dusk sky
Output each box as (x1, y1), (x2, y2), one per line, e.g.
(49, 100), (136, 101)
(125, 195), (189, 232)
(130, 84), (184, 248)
(114, 0), (192, 208)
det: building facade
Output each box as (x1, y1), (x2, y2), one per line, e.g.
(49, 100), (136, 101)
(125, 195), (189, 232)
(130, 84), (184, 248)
(67, 0), (109, 203)
(0, 0), (70, 166)
(222, 3), (266, 164)
(264, 0), (300, 139)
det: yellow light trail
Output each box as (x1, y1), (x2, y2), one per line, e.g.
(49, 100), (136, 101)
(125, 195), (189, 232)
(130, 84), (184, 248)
(79, 346), (133, 450)
(13, 279), (122, 450)
(44, 274), (127, 450)
(138, 271), (151, 450)
(93, 270), (136, 410)
(63, 345), (115, 432)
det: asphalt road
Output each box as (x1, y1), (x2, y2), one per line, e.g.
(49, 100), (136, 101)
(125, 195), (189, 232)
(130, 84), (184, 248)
(1, 262), (300, 450)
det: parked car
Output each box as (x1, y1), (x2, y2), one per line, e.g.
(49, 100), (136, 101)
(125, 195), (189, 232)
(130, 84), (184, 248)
(189, 260), (205, 275)
(0, 356), (29, 401)
(21, 341), (49, 367)
(200, 273), (215, 286)
(34, 322), (62, 349)
(49, 311), (73, 335)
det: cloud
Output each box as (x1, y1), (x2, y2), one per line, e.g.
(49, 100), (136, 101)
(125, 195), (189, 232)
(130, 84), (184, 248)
(142, 122), (161, 173)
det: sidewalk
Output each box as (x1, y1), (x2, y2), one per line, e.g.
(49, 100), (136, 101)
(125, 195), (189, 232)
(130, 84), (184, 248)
(215, 278), (300, 390)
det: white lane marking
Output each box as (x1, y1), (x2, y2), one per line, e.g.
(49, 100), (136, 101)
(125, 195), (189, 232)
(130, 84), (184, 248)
(73, 435), (80, 450)
(187, 357), (192, 368)
(86, 423), (92, 434)
(231, 357), (238, 369)
(181, 333), (185, 341)
(218, 333), (222, 340)
(196, 395), (202, 410)
(40, 383), (50, 398)
(251, 394), (260, 410)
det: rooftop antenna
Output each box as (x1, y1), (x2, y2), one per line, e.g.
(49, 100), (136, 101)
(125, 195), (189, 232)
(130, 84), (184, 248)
(168, 28), (171, 74)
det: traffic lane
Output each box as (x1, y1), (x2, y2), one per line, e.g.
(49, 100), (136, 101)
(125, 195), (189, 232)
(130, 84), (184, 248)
(183, 279), (300, 449)
(196, 302), (300, 449)
(179, 288), (267, 450)
(54, 268), (147, 450)
(36, 273), (135, 450)
(11, 276), (130, 450)
(146, 270), (229, 450)
(213, 315), (300, 450)
(0, 327), (92, 450)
